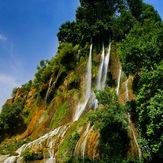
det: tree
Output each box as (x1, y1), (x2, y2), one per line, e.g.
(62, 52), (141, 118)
(88, 88), (129, 162)
(146, 90), (163, 159)
(57, 21), (79, 44)
(141, 3), (161, 22)
(76, 0), (122, 43)
(111, 9), (136, 41)
(136, 62), (163, 161)
(118, 19), (163, 75)
(127, 0), (143, 21)
(0, 98), (24, 135)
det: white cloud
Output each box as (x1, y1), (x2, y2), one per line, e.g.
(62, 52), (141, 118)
(0, 34), (7, 41)
(0, 74), (20, 110)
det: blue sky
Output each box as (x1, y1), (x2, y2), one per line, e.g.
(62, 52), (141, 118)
(0, 0), (79, 109)
(0, 0), (162, 109)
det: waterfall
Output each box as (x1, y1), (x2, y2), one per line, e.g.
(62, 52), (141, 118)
(127, 113), (142, 160)
(92, 40), (111, 109)
(4, 156), (17, 163)
(4, 125), (69, 163)
(96, 42), (105, 90)
(82, 125), (93, 162)
(125, 78), (129, 102)
(101, 41), (111, 90)
(86, 43), (92, 100)
(96, 40), (111, 91)
(45, 76), (53, 101)
(125, 78), (142, 160)
(73, 43), (92, 121)
(74, 123), (94, 162)
(116, 65), (122, 95)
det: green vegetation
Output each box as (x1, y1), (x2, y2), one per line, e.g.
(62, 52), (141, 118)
(88, 88), (129, 162)
(56, 117), (88, 162)
(116, 1), (163, 162)
(57, 132), (80, 162)
(50, 102), (69, 129)
(0, 0), (163, 162)
(0, 98), (25, 136)
(0, 138), (30, 155)
(22, 147), (43, 162)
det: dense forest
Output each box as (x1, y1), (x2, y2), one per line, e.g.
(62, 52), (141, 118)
(0, 0), (163, 162)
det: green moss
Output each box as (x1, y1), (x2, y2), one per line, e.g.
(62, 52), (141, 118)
(21, 147), (43, 162)
(56, 117), (88, 162)
(50, 102), (69, 129)
(0, 138), (30, 155)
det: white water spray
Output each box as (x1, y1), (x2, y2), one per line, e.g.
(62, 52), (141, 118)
(45, 76), (53, 101)
(73, 43), (93, 121)
(116, 65), (122, 95)
(96, 42), (105, 90)
(74, 123), (93, 162)
(4, 125), (69, 163)
(82, 125), (93, 162)
(125, 78), (129, 102)
(125, 78), (142, 160)
(101, 41), (111, 90)
(127, 113), (142, 160)
(96, 40), (111, 91)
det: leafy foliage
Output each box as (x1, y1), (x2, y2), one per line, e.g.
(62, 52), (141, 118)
(88, 88), (129, 162)
(136, 63), (163, 159)
(0, 98), (25, 136)
(57, 21), (79, 45)
(118, 21), (163, 75)
(57, 132), (80, 162)
(34, 42), (76, 89)
(0, 1), (163, 162)
(146, 90), (163, 158)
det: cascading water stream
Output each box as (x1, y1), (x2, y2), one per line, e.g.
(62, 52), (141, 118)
(125, 78), (129, 102)
(101, 40), (111, 90)
(96, 40), (111, 91)
(74, 123), (94, 163)
(96, 42), (105, 90)
(45, 76), (53, 101)
(125, 78), (142, 160)
(4, 156), (17, 163)
(92, 40), (111, 108)
(85, 43), (92, 101)
(4, 125), (69, 163)
(82, 125), (93, 163)
(73, 43), (92, 121)
(116, 65), (122, 95)
(128, 114), (142, 161)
